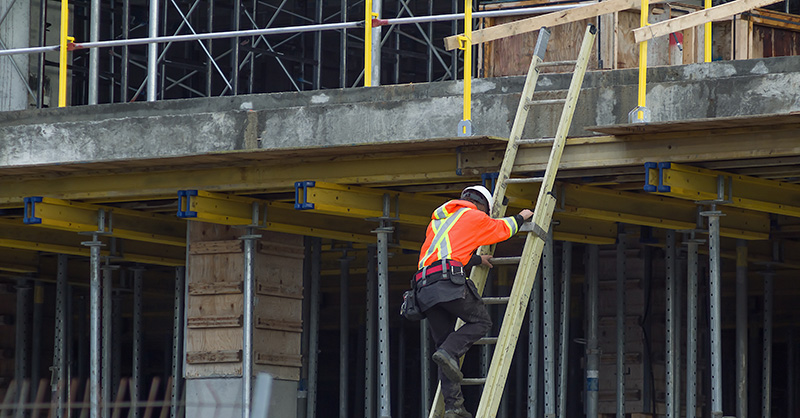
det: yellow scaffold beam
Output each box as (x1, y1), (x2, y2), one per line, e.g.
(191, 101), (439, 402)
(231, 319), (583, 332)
(177, 190), (422, 250)
(508, 182), (770, 240)
(646, 162), (800, 218)
(293, 181), (444, 225)
(295, 181), (618, 244)
(0, 219), (185, 266)
(24, 196), (186, 246)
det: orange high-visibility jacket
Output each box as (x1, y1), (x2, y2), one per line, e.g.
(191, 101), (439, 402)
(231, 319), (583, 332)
(418, 199), (521, 270)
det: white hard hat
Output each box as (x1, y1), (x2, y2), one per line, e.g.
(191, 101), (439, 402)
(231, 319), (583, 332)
(461, 185), (494, 210)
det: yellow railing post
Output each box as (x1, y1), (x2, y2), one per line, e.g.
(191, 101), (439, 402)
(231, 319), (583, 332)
(457, 0), (473, 136)
(364, 0), (380, 86)
(628, 0), (651, 123)
(704, 0), (712, 62)
(58, 0), (71, 107)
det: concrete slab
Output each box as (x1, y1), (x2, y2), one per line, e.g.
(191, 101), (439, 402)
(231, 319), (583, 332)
(0, 56), (798, 167)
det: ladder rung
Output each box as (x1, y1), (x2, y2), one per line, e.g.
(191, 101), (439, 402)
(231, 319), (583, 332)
(482, 296), (510, 305)
(488, 256), (521, 265)
(504, 177), (544, 184)
(525, 99), (566, 107)
(475, 337), (498, 345)
(536, 60), (577, 67)
(516, 137), (554, 145)
(461, 378), (486, 386)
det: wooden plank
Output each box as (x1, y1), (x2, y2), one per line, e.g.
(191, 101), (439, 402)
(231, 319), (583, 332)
(588, 112), (800, 135)
(256, 282), (302, 299)
(745, 7), (800, 30)
(254, 352), (303, 368)
(617, 10), (641, 68)
(444, 0), (638, 50)
(188, 281), (243, 295)
(189, 240), (243, 255)
(186, 350), (243, 364)
(734, 14), (751, 59)
(187, 314), (243, 328)
(255, 317), (302, 333)
(632, 0), (782, 43)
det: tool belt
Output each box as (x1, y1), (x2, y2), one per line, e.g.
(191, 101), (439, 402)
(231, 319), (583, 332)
(415, 259), (466, 286)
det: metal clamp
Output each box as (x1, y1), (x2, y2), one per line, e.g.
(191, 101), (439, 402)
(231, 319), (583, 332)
(177, 190), (199, 218)
(294, 181), (316, 210)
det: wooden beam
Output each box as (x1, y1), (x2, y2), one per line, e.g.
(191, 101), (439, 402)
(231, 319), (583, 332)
(632, 0), (781, 43)
(443, 0), (639, 51)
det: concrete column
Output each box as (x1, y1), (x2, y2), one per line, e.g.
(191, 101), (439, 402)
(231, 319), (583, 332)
(0, 0), (30, 110)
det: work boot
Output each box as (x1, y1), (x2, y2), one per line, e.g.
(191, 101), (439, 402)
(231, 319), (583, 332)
(432, 348), (463, 382)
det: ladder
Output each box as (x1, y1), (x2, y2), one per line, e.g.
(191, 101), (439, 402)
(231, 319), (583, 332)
(429, 24), (597, 418)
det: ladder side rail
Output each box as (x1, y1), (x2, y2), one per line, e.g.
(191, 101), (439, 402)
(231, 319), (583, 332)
(475, 24), (597, 417)
(427, 28), (552, 418)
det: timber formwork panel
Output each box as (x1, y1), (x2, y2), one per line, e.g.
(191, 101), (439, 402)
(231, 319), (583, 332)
(185, 222), (303, 381)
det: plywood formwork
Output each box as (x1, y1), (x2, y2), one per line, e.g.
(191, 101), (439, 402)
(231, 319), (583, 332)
(185, 222), (303, 381)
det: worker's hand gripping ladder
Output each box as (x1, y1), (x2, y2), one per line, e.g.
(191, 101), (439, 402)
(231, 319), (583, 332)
(428, 24), (597, 418)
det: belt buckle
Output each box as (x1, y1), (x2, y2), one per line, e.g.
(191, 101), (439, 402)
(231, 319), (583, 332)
(451, 265), (463, 276)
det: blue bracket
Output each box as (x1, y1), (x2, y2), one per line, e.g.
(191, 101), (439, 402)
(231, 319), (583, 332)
(481, 172), (499, 192)
(176, 190), (198, 218)
(657, 162), (672, 193)
(643, 162), (658, 192)
(23, 197), (43, 224)
(294, 181), (316, 210)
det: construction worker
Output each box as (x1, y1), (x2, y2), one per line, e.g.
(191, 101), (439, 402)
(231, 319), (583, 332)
(416, 185), (533, 418)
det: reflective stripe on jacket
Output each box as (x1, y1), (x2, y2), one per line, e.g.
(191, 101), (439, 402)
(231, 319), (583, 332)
(417, 199), (520, 270)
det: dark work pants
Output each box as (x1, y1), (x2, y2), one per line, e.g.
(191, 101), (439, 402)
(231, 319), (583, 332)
(426, 281), (492, 410)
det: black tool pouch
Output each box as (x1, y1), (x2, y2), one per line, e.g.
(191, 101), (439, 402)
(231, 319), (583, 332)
(400, 279), (425, 321)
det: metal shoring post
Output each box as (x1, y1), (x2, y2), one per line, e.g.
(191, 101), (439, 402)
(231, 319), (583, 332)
(172, 266), (186, 418)
(685, 232), (701, 418)
(762, 270), (773, 418)
(788, 329), (794, 418)
(32, 280), (44, 402)
(396, 325), (405, 418)
(240, 224), (258, 418)
(701, 206), (724, 418)
(585, 245), (599, 418)
(339, 252), (351, 418)
(131, 268), (143, 418)
(366, 245), (377, 418)
(147, 0), (159, 101)
(121, 0), (129, 101)
(426, 1), (432, 82)
(81, 233), (104, 418)
(736, 239), (748, 418)
(675, 246), (684, 418)
(112, 276), (122, 404)
(374, 194), (393, 418)
(557, 241), (572, 418)
(615, 227), (627, 418)
(421, 316), (431, 418)
(340, 0), (347, 88)
(628, 0), (651, 123)
(53, 254), (68, 418)
(542, 227), (556, 418)
(102, 264), (114, 418)
(36, 0), (47, 108)
(665, 230), (676, 418)
(88, 0), (100, 104)
(206, 0), (213, 96)
(457, 0), (473, 136)
(14, 277), (31, 415)
(371, 0), (382, 87)
(313, 0), (322, 90)
(308, 237), (322, 418)
(528, 267), (542, 418)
